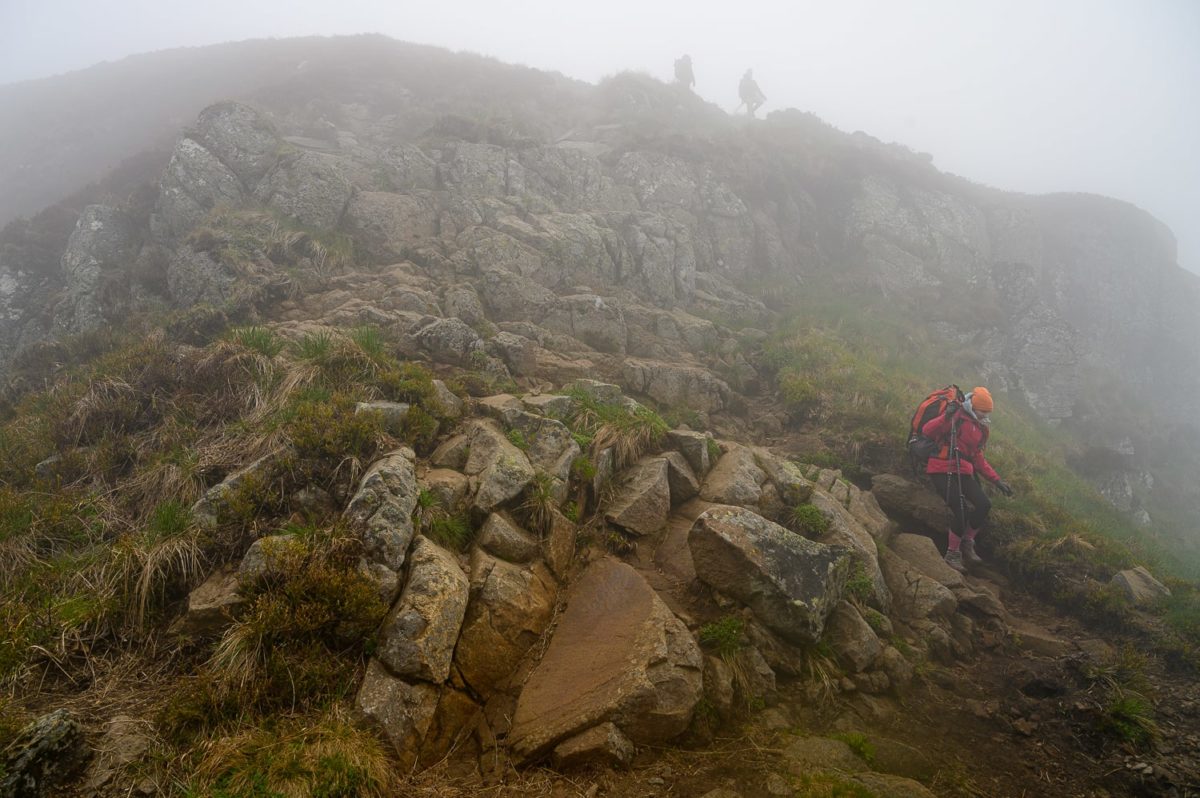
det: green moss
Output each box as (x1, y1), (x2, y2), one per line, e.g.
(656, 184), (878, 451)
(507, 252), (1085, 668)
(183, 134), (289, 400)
(706, 437), (722, 463)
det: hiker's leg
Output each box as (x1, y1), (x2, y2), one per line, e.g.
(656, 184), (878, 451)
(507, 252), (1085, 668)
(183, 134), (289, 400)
(931, 473), (967, 543)
(962, 477), (992, 534)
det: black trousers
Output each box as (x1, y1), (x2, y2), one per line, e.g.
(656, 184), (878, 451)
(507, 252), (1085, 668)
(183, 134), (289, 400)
(930, 472), (992, 536)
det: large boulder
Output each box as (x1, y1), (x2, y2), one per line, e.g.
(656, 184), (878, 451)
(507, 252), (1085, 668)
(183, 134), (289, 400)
(505, 410), (581, 485)
(752, 449), (814, 506)
(871, 474), (949, 535)
(355, 660), (440, 770)
(605, 457), (671, 535)
(810, 491), (891, 612)
(890, 533), (964, 589)
(699, 444), (765, 507)
(343, 449), (419, 576)
(662, 451), (700, 504)
(454, 552), (557, 696)
(690, 506), (851, 644)
(879, 548), (957, 622)
(667, 429), (713, 477)
(254, 150), (353, 230)
(825, 601), (882, 673)
(463, 420), (536, 515)
(375, 538), (469, 683)
(1111, 565), (1171, 606)
(508, 559), (703, 761)
(412, 317), (484, 366)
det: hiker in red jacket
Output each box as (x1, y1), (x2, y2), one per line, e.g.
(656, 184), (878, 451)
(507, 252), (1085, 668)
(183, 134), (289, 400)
(921, 386), (1014, 573)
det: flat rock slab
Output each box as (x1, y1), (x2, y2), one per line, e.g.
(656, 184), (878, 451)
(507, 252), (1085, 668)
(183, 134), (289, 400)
(508, 558), (702, 761)
(852, 773), (938, 797)
(689, 505), (850, 644)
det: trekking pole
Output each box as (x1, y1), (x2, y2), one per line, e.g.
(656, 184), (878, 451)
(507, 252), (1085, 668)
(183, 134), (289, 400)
(949, 418), (968, 535)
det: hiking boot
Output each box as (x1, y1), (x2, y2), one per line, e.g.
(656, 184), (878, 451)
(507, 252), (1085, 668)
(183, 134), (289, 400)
(961, 539), (984, 566)
(944, 549), (967, 574)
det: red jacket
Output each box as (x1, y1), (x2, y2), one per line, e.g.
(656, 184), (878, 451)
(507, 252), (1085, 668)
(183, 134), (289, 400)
(921, 410), (1000, 482)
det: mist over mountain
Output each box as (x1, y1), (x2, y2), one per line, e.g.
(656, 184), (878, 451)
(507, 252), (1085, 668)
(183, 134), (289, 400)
(2, 34), (1200, 798)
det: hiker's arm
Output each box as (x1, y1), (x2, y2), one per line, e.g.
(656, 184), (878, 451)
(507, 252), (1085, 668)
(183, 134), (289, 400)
(973, 452), (1000, 484)
(921, 413), (950, 439)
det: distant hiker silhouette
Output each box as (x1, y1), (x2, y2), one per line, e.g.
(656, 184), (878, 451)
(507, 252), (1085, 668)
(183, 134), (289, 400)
(738, 69), (766, 117)
(674, 55), (695, 90)
(919, 386), (1014, 573)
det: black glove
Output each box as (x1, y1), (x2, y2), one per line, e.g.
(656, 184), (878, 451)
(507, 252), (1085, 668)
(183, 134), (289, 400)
(943, 401), (960, 419)
(996, 480), (1014, 497)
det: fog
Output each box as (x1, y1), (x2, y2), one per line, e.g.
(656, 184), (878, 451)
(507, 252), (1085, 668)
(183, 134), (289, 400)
(2, 0), (1198, 272)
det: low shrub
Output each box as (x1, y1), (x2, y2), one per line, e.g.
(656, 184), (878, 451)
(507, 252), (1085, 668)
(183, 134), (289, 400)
(698, 616), (744, 660)
(790, 503), (830, 537)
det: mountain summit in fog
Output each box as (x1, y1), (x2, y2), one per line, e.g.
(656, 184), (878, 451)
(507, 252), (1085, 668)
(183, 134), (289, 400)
(2, 35), (1200, 797)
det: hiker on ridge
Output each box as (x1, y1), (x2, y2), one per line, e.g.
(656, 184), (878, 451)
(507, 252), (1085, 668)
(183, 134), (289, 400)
(921, 386), (1014, 573)
(674, 54), (695, 90)
(738, 69), (766, 117)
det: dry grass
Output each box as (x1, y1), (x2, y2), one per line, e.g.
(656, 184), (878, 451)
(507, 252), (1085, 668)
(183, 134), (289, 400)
(189, 705), (396, 797)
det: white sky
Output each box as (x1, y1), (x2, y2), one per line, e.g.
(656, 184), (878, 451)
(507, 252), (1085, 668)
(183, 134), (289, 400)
(2, 0), (1198, 272)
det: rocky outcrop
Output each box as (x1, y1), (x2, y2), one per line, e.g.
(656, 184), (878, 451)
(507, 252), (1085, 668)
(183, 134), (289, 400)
(689, 505), (851, 643)
(508, 559), (702, 760)
(59, 205), (137, 333)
